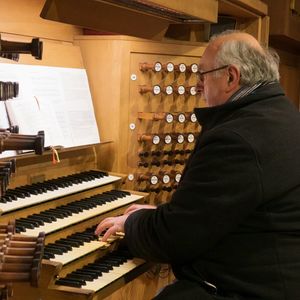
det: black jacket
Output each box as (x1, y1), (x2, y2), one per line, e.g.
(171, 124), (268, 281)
(125, 82), (300, 299)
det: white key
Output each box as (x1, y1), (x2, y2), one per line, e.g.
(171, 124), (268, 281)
(51, 240), (107, 265)
(0, 175), (121, 213)
(49, 234), (120, 265)
(22, 194), (143, 236)
(84, 258), (145, 291)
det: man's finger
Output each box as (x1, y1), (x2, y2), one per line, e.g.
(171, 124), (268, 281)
(102, 226), (117, 242)
(94, 219), (114, 236)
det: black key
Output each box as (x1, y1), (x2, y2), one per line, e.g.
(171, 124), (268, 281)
(44, 246), (64, 255)
(67, 273), (94, 281)
(55, 278), (84, 288)
(39, 212), (57, 221)
(25, 216), (44, 226)
(31, 214), (53, 223)
(72, 270), (98, 279)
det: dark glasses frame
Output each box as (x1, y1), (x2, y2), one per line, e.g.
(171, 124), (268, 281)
(197, 65), (229, 81)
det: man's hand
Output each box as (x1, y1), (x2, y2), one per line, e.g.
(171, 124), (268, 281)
(94, 204), (156, 241)
(123, 203), (156, 215)
(94, 215), (128, 242)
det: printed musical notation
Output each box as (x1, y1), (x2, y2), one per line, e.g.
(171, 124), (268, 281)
(0, 63), (100, 158)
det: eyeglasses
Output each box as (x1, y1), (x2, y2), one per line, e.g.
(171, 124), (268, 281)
(197, 65), (229, 81)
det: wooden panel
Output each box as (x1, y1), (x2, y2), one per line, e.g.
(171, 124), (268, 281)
(219, 0), (262, 18)
(2, 146), (97, 188)
(279, 64), (300, 109)
(41, 0), (170, 40)
(126, 51), (204, 204)
(75, 36), (206, 204)
(149, 0), (218, 22)
(228, 0), (267, 15)
(264, 0), (300, 45)
(218, 0), (269, 45)
(39, 0), (217, 40)
(0, 0), (82, 42)
(260, 16), (270, 48)
(272, 48), (300, 109)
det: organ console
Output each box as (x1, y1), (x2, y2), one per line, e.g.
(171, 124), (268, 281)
(0, 167), (150, 300)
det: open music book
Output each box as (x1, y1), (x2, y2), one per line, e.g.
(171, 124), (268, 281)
(0, 63), (100, 158)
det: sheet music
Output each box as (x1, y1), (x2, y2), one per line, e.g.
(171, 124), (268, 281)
(0, 63), (100, 156)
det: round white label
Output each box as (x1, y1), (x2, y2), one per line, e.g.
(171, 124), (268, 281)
(190, 86), (197, 96)
(130, 74), (137, 81)
(150, 175), (158, 185)
(129, 123), (136, 130)
(190, 63), (199, 73)
(175, 173), (182, 182)
(166, 62), (174, 72)
(154, 62), (162, 72)
(165, 85), (173, 95)
(190, 113), (197, 123)
(177, 134), (184, 144)
(178, 113), (186, 123)
(165, 113), (174, 123)
(163, 175), (170, 184)
(164, 134), (172, 144)
(179, 63), (186, 73)
(153, 85), (161, 95)
(152, 135), (160, 145)
(178, 86), (185, 95)
(128, 174), (134, 181)
(187, 133), (195, 143)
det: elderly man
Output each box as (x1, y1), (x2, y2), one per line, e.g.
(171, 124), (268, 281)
(95, 30), (300, 299)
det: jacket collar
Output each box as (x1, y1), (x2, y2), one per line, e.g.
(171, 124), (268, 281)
(194, 82), (285, 131)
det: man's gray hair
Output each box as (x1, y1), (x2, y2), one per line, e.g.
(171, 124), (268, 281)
(210, 30), (280, 85)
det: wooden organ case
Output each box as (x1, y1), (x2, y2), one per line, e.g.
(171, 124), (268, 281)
(0, 0), (270, 299)
(75, 36), (207, 205)
(0, 10), (150, 299)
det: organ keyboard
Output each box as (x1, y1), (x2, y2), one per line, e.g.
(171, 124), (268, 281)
(52, 248), (150, 300)
(1, 168), (149, 300)
(15, 190), (143, 236)
(43, 225), (111, 265)
(0, 170), (121, 213)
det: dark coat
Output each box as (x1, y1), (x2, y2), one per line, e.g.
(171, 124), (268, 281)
(125, 82), (300, 299)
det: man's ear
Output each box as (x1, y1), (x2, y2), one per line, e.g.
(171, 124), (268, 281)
(226, 65), (240, 92)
